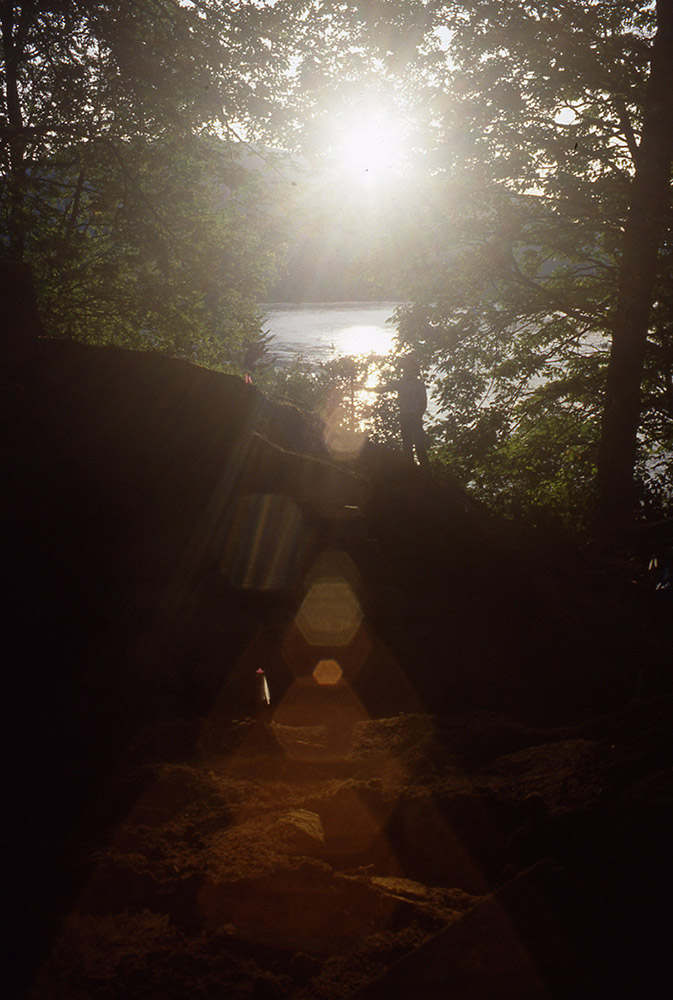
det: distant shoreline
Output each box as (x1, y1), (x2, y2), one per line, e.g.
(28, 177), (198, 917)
(260, 300), (406, 310)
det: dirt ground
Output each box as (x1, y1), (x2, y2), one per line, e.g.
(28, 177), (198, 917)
(4, 339), (673, 999)
(19, 699), (673, 1000)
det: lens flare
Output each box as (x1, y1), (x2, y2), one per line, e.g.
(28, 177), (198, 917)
(296, 579), (363, 647)
(322, 403), (367, 460)
(305, 550), (362, 591)
(220, 493), (305, 590)
(313, 659), (343, 686)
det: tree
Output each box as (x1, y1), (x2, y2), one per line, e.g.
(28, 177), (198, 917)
(26, 129), (286, 365)
(595, 0), (673, 526)
(0, 1), (302, 359)
(374, 0), (673, 529)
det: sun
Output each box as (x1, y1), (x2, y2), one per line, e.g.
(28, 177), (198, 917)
(333, 107), (409, 186)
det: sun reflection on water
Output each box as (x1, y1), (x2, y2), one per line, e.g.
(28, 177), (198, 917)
(337, 323), (396, 357)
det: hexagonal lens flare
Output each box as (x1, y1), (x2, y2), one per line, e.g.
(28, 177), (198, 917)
(296, 579), (363, 646)
(323, 422), (366, 461)
(312, 659), (343, 686)
(321, 392), (367, 462)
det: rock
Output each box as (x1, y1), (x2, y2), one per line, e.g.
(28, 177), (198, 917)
(197, 861), (412, 953)
(272, 809), (325, 851)
(250, 973), (284, 999)
(239, 431), (370, 509)
(348, 858), (604, 999)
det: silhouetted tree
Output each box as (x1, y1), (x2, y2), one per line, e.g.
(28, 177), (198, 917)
(371, 0), (673, 529)
(595, 1), (673, 527)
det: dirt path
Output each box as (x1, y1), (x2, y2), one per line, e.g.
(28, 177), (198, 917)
(27, 691), (656, 1000)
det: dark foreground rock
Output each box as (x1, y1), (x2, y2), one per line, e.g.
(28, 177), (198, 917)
(350, 858), (605, 1000)
(3, 339), (672, 999)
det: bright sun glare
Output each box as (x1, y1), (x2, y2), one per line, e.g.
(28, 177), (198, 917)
(339, 323), (396, 356)
(334, 108), (408, 185)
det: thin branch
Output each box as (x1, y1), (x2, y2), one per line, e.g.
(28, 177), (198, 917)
(612, 94), (640, 163)
(508, 257), (607, 327)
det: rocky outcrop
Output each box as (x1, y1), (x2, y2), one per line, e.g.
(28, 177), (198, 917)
(5, 338), (673, 1000)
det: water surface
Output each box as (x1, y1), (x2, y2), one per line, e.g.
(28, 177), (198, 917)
(261, 302), (401, 365)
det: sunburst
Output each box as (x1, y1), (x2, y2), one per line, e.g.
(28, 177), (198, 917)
(333, 106), (409, 186)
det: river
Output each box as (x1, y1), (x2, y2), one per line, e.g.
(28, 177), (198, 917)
(260, 302), (402, 366)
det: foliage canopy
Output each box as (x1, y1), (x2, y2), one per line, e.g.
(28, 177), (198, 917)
(1, 0), (304, 363)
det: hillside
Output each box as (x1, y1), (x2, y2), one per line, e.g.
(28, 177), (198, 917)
(3, 338), (673, 999)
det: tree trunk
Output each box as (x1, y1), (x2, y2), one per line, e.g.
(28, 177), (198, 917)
(1, 1), (29, 260)
(594, 1), (673, 531)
